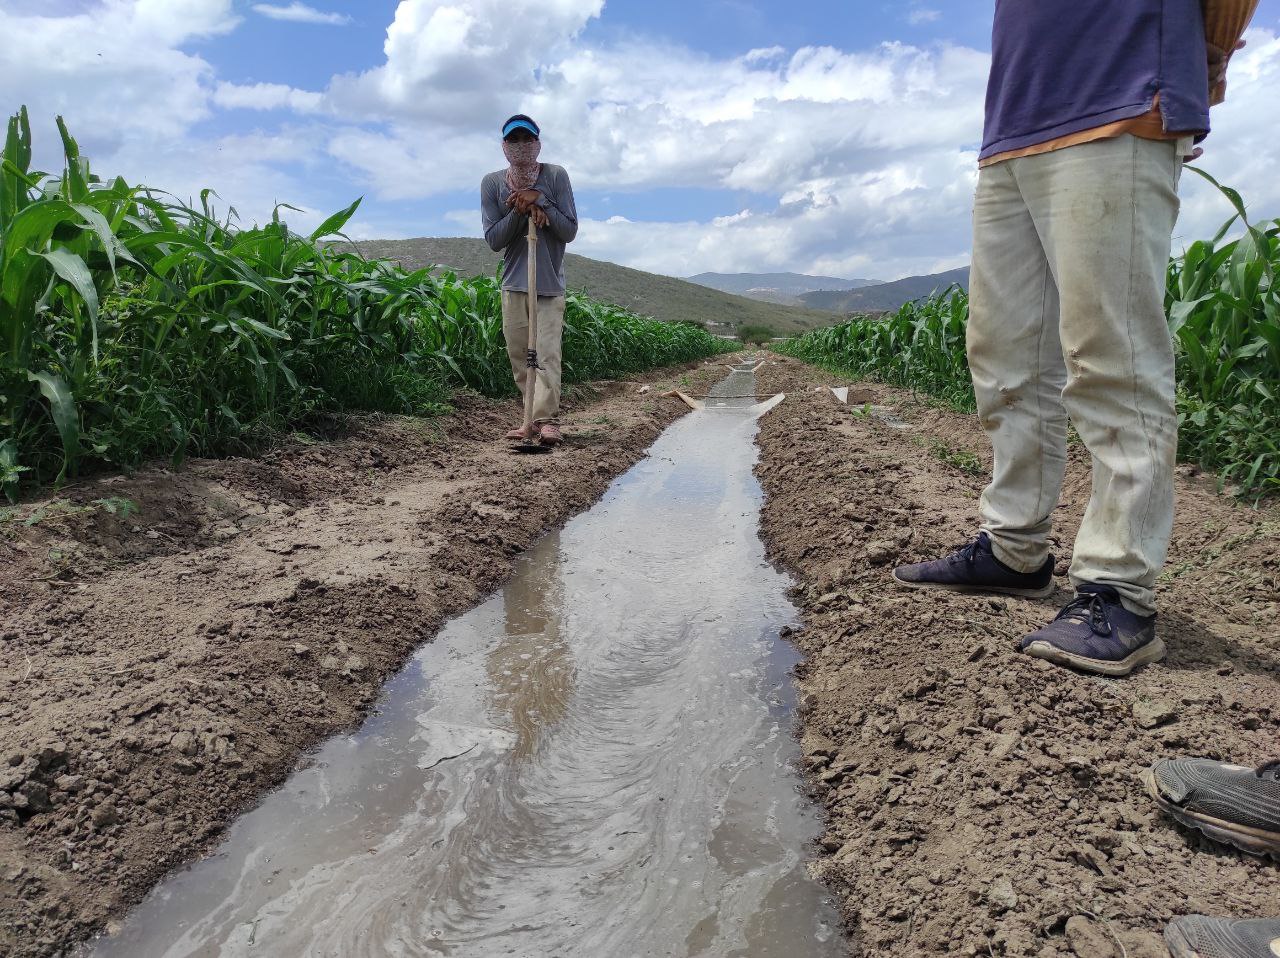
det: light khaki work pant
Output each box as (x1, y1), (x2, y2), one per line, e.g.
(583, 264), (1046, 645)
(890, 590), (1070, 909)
(969, 134), (1183, 616)
(502, 291), (565, 424)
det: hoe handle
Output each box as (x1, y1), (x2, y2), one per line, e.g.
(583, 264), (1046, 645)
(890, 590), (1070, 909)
(522, 217), (539, 435)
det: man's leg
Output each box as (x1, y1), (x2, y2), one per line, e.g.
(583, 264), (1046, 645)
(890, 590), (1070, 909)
(1012, 135), (1179, 676)
(502, 289), (530, 394)
(970, 162), (1070, 573)
(892, 160), (1062, 598)
(1021, 135), (1180, 617)
(501, 290), (534, 437)
(531, 295), (565, 424)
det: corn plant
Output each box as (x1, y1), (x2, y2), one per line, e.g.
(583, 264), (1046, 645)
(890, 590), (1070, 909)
(778, 286), (974, 410)
(1167, 168), (1279, 494)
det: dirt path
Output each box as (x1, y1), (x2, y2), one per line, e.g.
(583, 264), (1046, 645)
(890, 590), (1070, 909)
(0, 362), (723, 957)
(753, 357), (1280, 957)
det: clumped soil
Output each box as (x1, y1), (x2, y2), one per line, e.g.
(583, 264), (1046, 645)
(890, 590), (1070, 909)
(0, 363), (722, 957)
(753, 357), (1280, 957)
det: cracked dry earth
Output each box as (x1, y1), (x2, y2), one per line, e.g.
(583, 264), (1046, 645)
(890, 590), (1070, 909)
(0, 361), (724, 957)
(753, 356), (1280, 957)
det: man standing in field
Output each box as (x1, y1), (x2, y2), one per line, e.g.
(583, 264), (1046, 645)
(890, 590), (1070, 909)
(893, 1), (1257, 677)
(481, 114), (579, 447)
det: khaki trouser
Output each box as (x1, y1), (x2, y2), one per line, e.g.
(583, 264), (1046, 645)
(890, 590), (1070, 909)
(502, 291), (565, 424)
(969, 134), (1182, 616)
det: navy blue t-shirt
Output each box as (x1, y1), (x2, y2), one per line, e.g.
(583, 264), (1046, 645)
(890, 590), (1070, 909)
(981, 0), (1211, 160)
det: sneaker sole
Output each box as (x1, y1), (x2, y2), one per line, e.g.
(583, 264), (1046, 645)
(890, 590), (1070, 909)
(1162, 925), (1202, 958)
(1020, 636), (1166, 677)
(1142, 769), (1280, 860)
(891, 570), (1055, 600)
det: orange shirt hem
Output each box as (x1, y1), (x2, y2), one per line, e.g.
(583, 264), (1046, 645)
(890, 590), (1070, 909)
(979, 99), (1184, 169)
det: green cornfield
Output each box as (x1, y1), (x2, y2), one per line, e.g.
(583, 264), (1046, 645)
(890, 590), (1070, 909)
(0, 108), (735, 496)
(778, 289), (975, 411)
(1167, 169), (1280, 497)
(779, 174), (1280, 497)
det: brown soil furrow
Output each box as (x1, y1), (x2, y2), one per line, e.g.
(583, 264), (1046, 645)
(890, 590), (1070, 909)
(0, 362), (723, 957)
(753, 357), (1280, 957)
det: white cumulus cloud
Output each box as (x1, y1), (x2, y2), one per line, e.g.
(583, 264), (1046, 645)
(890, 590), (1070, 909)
(0, 0), (237, 153)
(327, 0), (604, 121)
(317, 19), (993, 277)
(2, 1), (1277, 280)
(251, 3), (351, 25)
(213, 81), (324, 113)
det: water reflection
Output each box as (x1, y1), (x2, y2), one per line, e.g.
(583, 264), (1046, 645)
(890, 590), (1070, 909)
(85, 369), (842, 958)
(488, 532), (573, 760)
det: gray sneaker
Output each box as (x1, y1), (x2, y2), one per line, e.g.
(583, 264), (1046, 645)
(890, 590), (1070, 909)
(1020, 585), (1163, 677)
(1144, 758), (1280, 860)
(1165, 916), (1280, 958)
(891, 532), (1054, 598)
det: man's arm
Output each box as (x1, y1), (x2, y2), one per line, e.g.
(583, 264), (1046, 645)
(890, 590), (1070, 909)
(1203, 0), (1259, 103)
(536, 167), (578, 244)
(481, 175), (525, 252)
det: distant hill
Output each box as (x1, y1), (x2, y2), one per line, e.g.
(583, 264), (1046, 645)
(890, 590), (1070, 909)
(346, 237), (834, 335)
(800, 266), (970, 313)
(688, 271), (882, 306)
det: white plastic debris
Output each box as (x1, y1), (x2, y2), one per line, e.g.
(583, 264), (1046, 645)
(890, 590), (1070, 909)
(748, 394), (786, 418)
(414, 718), (516, 770)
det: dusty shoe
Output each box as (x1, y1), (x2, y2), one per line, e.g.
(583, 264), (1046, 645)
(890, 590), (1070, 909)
(1165, 915), (1280, 958)
(506, 425), (533, 441)
(892, 532), (1054, 598)
(1144, 758), (1280, 859)
(538, 423), (563, 446)
(1019, 584), (1163, 676)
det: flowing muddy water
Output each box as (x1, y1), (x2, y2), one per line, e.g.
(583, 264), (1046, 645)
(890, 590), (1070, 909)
(87, 367), (843, 958)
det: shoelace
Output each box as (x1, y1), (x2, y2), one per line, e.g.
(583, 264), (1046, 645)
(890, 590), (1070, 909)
(1054, 591), (1113, 637)
(948, 539), (983, 566)
(1256, 759), (1280, 780)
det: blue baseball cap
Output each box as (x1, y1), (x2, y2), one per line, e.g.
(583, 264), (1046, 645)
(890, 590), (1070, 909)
(502, 114), (540, 139)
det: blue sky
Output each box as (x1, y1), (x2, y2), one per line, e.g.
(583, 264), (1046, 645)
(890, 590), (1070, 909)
(189, 0), (996, 235)
(196, 2), (996, 89)
(4, 1), (1280, 280)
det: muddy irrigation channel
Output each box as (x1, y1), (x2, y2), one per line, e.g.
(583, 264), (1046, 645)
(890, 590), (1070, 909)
(76, 361), (842, 957)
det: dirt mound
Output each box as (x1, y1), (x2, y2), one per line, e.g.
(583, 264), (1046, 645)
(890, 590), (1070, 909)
(0, 363), (724, 957)
(753, 358), (1280, 956)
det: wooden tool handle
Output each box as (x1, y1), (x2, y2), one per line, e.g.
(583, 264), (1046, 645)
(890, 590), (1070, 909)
(521, 217), (539, 434)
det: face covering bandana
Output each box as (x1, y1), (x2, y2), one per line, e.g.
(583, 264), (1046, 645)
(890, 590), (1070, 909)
(503, 139), (542, 193)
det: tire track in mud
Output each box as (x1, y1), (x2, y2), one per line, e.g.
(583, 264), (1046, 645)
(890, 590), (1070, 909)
(753, 356), (1280, 957)
(0, 362), (724, 958)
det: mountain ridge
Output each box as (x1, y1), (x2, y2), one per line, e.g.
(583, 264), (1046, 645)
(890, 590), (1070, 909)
(799, 266), (970, 313)
(343, 237), (835, 334)
(687, 271), (882, 306)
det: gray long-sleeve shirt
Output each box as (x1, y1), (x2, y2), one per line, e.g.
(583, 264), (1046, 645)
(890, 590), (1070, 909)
(480, 163), (578, 295)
